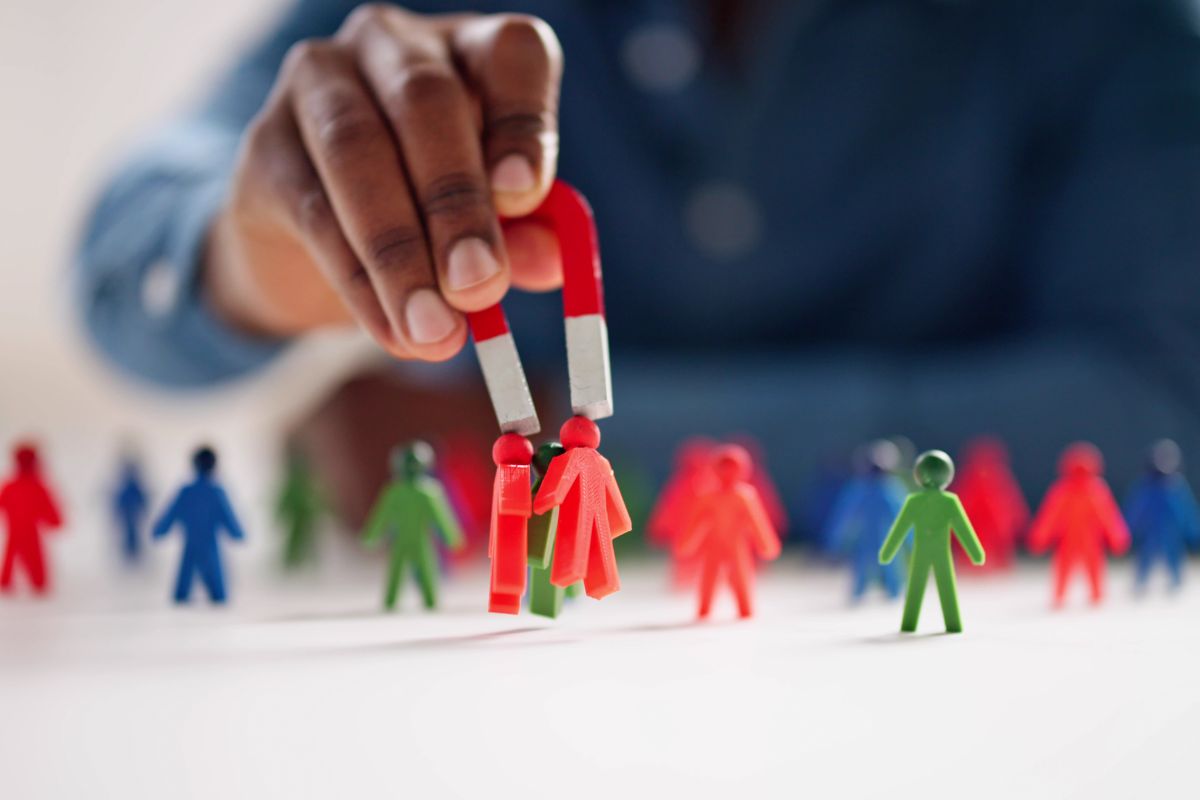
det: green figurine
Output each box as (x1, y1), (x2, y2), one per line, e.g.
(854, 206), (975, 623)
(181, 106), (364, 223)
(363, 441), (464, 611)
(527, 442), (581, 618)
(879, 450), (985, 633)
(276, 449), (325, 569)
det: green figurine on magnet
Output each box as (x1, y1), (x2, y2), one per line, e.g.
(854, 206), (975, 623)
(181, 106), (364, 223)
(363, 441), (464, 611)
(879, 450), (985, 633)
(276, 449), (325, 569)
(527, 442), (581, 618)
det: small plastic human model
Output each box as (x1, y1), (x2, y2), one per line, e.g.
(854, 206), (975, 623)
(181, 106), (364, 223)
(112, 454), (148, 564)
(952, 437), (1028, 570)
(0, 443), (63, 594)
(276, 449), (324, 569)
(1123, 439), (1198, 590)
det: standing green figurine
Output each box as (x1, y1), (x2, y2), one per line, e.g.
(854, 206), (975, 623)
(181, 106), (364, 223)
(879, 450), (985, 633)
(276, 449), (325, 569)
(363, 441), (464, 611)
(527, 442), (581, 618)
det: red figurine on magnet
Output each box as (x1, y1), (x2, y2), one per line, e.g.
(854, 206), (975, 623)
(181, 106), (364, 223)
(675, 445), (781, 619)
(0, 443), (63, 595)
(470, 180), (629, 612)
(488, 434), (533, 614)
(1028, 442), (1130, 606)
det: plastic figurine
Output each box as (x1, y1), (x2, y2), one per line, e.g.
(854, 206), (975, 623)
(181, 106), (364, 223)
(675, 445), (781, 619)
(649, 438), (717, 586)
(879, 450), (985, 633)
(1123, 439), (1199, 590)
(275, 449), (324, 569)
(952, 437), (1029, 570)
(111, 453), (149, 564)
(153, 447), (245, 604)
(526, 442), (581, 618)
(1028, 443), (1130, 606)
(823, 440), (908, 600)
(0, 443), (63, 595)
(534, 417), (633, 599)
(487, 433), (533, 614)
(363, 442), (464, 611)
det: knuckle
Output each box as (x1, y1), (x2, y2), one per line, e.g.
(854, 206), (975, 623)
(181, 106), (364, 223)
(487, 14), (558, 71)
(418, 173), (490, 221)
(309, 93), (379, 160)
(366, 225), (427, 273)
(282, 38), (333, 77)
(384, 62), (460, 112)
(343, 2), (390, 33)
(291, 185), (334, 236)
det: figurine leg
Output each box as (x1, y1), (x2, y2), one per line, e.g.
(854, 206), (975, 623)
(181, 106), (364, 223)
(1051, 554), (1074, 607)
(201, 557), (227, 604)
(17, 542), (48, 594)
(900, 560), (930, 633)
(1134, 548), (1153, 590)
(1166, 547), (1184, 589)
(1084, 555), (1105, 604)
(528, 565), (564, 618)
(550, 489), (587, 588)
(850, 556), (870, 601)
(413, 547), (439, 610)
(384, 554), (407, 610)
(697, 555), (721, 619)
(932, 556), (962, 633)
(123, 519), (140, 562)
(173, 556), (196, 603)
(728, 551), (754, 619)
(0, 543), (15, 591)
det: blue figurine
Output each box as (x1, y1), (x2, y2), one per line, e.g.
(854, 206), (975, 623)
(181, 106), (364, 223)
(152, 447), (244, 603)
(823, 440), (909, 599)
(1123, 439), (1200, 591)
(112, 455), (148, 563)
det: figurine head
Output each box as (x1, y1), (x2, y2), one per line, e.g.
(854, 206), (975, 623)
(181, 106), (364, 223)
(913, 450), (954, 490)
(13, 443), (39, 475)
(1148, 439), (1182, 477)
(1059, 442), (1102, 478)
(560, 416), (600, 450)
(964, 436), (1009, 467)
(391, 440), (434, 479)
(533, 441), (565, 476)
(492, 433), (533, 467)
(856, 439), (901, 476)
(712, 444), (752, 487)
(192, 446), (217, 477)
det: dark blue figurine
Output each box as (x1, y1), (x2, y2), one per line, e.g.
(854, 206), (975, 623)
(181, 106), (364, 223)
(152, 447), (244, 603)
(113, 456), (148, 563)
(823, 440), (909, 600)
(1123, 440), (1200, 591)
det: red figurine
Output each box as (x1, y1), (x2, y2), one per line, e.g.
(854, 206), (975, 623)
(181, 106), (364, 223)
(468, 180), (632, 613)
(0, 444), (63, 595)
(488, 434), (533, 614)
(952, 437), (1029, 570)
(534, 417), (631, 598)
(648, 438), (717, 588)
(675, 445), (781, 619)
(1028, 442), (1130, 606)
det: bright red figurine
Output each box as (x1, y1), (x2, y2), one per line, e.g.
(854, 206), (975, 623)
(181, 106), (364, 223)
(648, 438), (717, 587)
(534, 417), (631, 599)
(952, 437), (1029, 570)
(1029, 443), (1130, 606)
(0, 444), (63, 595)
(488, 434), (534, 614)
(675, 445), (781, 619)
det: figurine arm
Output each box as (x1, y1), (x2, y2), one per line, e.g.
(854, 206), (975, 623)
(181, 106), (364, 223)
(424, 481), (465, 551)
(361, 488), (394, 547)
(1094, 485), (1131, 555)
(152, 491), (184, 538)
(605, 467), (633, 538)
(949, 495), (985, 565)
(1027, 487), (1064, 554)
(532, 452), (577, 515)
(878, 498), (915, 564)
(1170, 481), (1200, 548)
(39, 485), (64, 529)
(674, 497), (710, 559)
(216, 488), (245, 541)
(1121, 480), (1149, 547)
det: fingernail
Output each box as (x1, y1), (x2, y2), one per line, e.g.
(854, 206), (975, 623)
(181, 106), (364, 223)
(404, 288), (458, 344)
(446, 237), (502, 292)
(490, 155), (537, 194)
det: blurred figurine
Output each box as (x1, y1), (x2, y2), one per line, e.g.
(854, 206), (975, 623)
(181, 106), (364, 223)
(363, 442), (464, 611)
(824, 440), (908, 600)
(1123, 439), (1200, 591)
(1029, 443), (1130, 606)
(952, 437), (1029, 570)
(275, 449), (324, 569)
(112, 453), (149, 564)
(880, 450), (985, 633)
(675, 444), (781, 619)
(731, 436), (790, 538)
(533, 417), (633, 599)
(527, 442), (581, 619)
(487, 433), (533, 614)
(0, 443), (63, 595)
(153, 447), (244, 604)
(649, 438), (717, 586)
